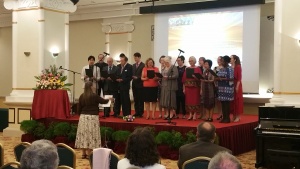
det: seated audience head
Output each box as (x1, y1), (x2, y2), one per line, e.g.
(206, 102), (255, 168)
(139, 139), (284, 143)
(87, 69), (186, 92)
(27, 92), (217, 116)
(125, 127), (160, 167)
(20, 139), (58, 169)
(208, 151), (242, 169)
(197, 122), (216, 142)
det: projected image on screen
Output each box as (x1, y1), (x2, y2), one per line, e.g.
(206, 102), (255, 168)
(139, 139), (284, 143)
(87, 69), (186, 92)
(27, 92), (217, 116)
(168, 11), (243, 67)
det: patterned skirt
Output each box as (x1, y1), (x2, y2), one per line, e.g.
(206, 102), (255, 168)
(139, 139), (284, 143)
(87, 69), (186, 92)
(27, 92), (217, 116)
(75, 114), (101, 149)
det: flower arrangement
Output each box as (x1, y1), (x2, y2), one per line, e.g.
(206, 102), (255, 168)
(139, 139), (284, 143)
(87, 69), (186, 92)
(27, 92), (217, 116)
(123, 115), (135, 122)
(33, 65), (72, 90)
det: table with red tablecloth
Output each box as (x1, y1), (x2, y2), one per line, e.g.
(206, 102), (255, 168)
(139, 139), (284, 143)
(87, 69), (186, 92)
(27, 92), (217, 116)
(32, 90), (71, 119)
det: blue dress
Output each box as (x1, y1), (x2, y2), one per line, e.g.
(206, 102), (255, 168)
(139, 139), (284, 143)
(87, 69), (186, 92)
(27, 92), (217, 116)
(217, 67), (234, 101)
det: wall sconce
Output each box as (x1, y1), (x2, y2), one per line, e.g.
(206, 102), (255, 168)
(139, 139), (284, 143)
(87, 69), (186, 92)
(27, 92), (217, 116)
(24, 52), (30, 56)
(52, 53), (59, 57)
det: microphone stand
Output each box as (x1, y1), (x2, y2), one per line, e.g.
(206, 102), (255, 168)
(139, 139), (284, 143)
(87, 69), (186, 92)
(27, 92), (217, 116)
(156, 51), (182, 125)
(60, 67), (81, 116)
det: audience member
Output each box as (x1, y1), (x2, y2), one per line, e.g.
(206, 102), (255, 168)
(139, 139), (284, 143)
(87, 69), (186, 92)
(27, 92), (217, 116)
(20, 139), (58, 169)
(177, 122), (232, 169)
(117, 127), (166, 169)
(208, 151), (242, 169)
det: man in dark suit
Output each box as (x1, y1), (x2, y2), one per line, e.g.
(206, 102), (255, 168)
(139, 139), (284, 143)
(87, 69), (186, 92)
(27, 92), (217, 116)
(95, 53), (108, 96)
(114, 55), (133, 117)
(177, 122), (232, 169)
(132, 52), (145, 117)
(101, 57), (119, 117)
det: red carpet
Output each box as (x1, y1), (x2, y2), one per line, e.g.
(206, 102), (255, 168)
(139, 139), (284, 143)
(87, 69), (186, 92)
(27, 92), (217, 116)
(61, 112), (258, 155)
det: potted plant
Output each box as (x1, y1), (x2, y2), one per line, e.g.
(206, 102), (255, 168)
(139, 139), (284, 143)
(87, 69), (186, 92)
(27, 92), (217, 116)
(20, 120), (38, 142)
(44, 122), (56, 141)
(112, 130), (131, 154)
(67, 124), (77, 148)
(100, 126), (114, 148)
(155, 131), (172, 158)
(53, 122), (71, 144)
(185, 130), (196, 144)
(33, 122), (46, 139)
(169, 130), (185, 160)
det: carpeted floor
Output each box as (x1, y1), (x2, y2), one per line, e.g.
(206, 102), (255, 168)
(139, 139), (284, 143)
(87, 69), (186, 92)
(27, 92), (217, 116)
(0, 133), (256, 169)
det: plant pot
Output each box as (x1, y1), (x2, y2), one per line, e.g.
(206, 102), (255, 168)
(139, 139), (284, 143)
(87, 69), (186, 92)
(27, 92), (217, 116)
(53, 136), (68, 144)
(168, 149), (179, 160)
(68, 141), (75, 148)
(21, 134), (36, 143)
(157, 144), (171, 158)
(113, 141), (126, 154)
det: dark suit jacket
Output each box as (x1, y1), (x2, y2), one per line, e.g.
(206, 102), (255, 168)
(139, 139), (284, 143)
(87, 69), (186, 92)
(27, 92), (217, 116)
(116, 63), (133, 91)
(95, 62), (108, 86)
(132, 62), (145, 88)
(102, 65), (119, 92)
(177, 140), (232, 169)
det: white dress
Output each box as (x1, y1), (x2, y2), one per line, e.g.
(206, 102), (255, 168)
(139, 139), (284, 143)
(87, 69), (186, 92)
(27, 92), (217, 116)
(117, 158), (166, 169)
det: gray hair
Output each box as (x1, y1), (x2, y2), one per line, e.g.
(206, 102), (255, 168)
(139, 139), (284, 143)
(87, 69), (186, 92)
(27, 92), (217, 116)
(189, 56), (197, 64)
(106, 56), (113, 62)
(163, 56), (172, 64)
(208, 151), (242, 169)
(20, 140), (59, 169)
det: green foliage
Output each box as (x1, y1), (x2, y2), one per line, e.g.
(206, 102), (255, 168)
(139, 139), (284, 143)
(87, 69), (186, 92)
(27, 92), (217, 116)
(33, 122), (46, 138)
(44, 122), (56, 139)
(67, 124), (78, 141)
(185, 130), (196, 144)
(155, 131), (172, 145)
(53, 122), (71, 137)
(20, 120), (38, 134)
(100, 127), (114, 140)
(112, 130), (131, 142)
(170, 130), (185, 149)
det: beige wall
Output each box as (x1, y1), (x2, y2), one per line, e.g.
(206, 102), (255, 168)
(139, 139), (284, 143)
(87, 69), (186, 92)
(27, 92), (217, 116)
(0, 27), (12, 97)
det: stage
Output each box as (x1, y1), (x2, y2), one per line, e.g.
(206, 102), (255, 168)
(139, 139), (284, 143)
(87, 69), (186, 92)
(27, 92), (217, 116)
(61, 113), (258, 155)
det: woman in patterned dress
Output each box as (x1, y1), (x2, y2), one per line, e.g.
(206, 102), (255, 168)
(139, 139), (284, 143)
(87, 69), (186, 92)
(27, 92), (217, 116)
(201, 59), (215, 122)
(214, 56), (223, 120)
(182, 56), (202, 120)
(216, 56), (234, 123)
(75, 81), (111, 158)
(230, 55), (244, 122)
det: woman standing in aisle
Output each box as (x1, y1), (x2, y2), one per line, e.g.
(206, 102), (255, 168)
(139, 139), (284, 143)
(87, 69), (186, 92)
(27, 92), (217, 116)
(230, 55), (243, 122)
(75, 81), (111, 158)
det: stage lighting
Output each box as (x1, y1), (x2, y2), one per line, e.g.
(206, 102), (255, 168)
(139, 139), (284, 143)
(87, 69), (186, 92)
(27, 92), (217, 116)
(70, 0), (79, 5)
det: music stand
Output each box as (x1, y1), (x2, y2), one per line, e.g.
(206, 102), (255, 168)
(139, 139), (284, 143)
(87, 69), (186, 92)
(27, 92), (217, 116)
(156, 51), (183, 125)
(59, 67), (81, 116)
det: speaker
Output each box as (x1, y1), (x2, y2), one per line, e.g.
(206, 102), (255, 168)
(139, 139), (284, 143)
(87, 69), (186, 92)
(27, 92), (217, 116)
(70, 0), (79, 5)
(0, 108), (8, 132)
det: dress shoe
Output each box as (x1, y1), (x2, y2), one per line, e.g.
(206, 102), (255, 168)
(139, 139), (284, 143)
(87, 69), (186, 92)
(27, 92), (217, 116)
(216, 115), (223, 120)
(205, 118), (213, 122)
(233, 117), (240, 122)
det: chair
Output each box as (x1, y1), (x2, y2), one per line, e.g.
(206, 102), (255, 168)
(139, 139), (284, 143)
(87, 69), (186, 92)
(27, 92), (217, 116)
(89, 150), (120, 169)
(0, 161), (20, 169)
(182, 156), (211, 169)
(56, 143), (76, 169)
(57, 165), (74, 169)
(0, 143), (3, 167)
(13, 142), (31, 162)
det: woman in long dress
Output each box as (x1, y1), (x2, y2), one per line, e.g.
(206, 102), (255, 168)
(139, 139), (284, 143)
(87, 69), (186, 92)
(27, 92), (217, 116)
(201, 59), (215, 122)
(214, 56), (223, 120)
(75, 81), (110, 158)
(230, 55), (244, 122)
(182, 56), (202, 120)
(160, 56), (178, 119)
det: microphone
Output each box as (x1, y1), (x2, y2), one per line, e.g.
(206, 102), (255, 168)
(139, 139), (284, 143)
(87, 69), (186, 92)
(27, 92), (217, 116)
(59, 66), (62, 69)
(178, 49), (185, 53)
(103, 52), (110, 56)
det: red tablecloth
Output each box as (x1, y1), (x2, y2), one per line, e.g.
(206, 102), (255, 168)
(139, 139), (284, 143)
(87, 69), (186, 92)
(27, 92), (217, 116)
(32, 90), (71, 119)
